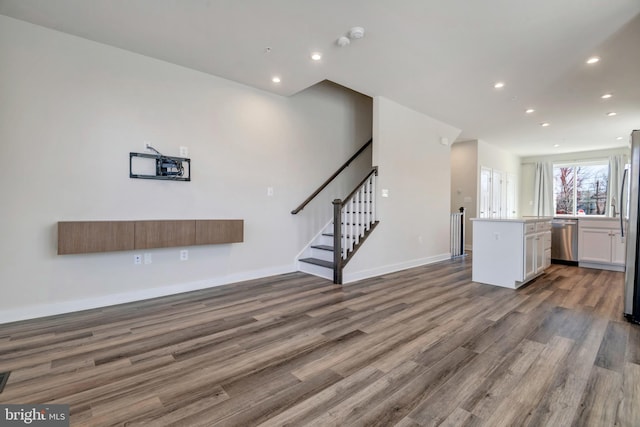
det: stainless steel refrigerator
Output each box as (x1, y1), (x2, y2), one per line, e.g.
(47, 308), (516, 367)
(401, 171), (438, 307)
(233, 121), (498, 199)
(624, 129), (640, 324)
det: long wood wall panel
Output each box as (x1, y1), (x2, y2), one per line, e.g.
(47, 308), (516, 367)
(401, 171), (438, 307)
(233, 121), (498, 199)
(58, 221), (135, 254)
(195, 220), (243, 245)
(134, 220), (196, 249)
(58, 219), (244, 254)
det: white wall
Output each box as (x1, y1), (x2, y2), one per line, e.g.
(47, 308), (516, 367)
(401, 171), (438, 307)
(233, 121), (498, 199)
(0, 16), (372, 322)
(519, 147), (629, 216)
(477, 139), (521, 179)
(450, 139), (519, 249)
(344, 97), (461, 282)
(450, 140), (478, 249)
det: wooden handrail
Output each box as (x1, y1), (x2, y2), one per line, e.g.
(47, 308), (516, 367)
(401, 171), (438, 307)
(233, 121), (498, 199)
(291, 139), (372, 214)
(339, 167), (378, 208)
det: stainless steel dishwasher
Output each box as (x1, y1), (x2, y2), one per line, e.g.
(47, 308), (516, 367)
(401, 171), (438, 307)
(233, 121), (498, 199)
(551, 219), (578, 264)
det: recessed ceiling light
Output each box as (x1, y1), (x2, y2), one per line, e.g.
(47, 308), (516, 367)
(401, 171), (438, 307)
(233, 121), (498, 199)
(601, 93), (612, 99)
(311, 52), (322, 61)
(525, 108), (535, 114)
(541, 122), (550, 127)
(616, 136), (624, 140)
(494, 82), (505, 89)
(586, 56), (600, 64)
(606, 112), (617, 116)
(272, 76), (281, 83)
(553, 144), (560, 148)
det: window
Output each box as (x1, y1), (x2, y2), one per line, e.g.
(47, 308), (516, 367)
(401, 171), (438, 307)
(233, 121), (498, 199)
(553, 162), (608, 216)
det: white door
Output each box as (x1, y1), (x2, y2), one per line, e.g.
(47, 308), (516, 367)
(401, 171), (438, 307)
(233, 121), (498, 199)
(492, 170), (503, 218)
(480, 167), (492, 218)
(506, 173), (517, 218)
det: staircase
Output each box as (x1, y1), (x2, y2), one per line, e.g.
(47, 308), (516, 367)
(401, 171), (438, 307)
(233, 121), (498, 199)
(297, 223), (339, 280)
(297, 167), (379, 284)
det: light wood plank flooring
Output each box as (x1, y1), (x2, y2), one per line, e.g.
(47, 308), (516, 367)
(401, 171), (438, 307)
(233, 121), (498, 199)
(0, 258), (638, 426)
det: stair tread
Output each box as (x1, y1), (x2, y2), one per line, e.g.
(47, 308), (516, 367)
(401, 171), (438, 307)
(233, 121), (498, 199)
(311, 244), (333, 251)
(299, 258), (333, 268)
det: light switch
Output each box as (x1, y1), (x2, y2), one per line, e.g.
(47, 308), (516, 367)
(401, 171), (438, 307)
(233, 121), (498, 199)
(267, 187), (274, 196)
(381, 189), (389, 198)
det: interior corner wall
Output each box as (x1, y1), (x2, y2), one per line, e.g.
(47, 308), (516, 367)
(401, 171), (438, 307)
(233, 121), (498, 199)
(476, 139), (521, 180)
(0, 16), (372, 323)
(450, 140), (478, 249)
(344, 97), (461, 282)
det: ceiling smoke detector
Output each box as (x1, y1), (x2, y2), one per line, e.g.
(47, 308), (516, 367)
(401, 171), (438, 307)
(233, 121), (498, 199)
(337, 36), (350, 47)
(349, 27), (365, 39)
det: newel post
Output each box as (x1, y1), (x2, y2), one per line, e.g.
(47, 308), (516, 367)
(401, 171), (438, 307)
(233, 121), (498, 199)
(459, 207), (465, 255)
(333, 199), (343, 285)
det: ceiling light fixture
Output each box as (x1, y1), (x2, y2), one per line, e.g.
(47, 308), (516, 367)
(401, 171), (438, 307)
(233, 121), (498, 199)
(494, 82), (505, 89)
(541, 122), (550, 127)
(601, 93), (612, 99)
(616, 136), (624, 140)
(525, 108), (535, 114)
(586, 56), (600, 64)
(272, 76), (281, 83)
(553, 144), (560, 148)
(311, 52), (322, 61)
(606, 112), (617, 116)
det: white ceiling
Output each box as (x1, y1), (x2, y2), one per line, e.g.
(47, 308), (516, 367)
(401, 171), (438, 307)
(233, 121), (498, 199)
(1, 0), (639, 157)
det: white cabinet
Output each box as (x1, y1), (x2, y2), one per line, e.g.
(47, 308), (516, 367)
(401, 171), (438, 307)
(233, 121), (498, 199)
(611, 231), (626, 265)
(472, 218), (552, 289)
(578, 219), (626, 271)
(525, 221), (551, 281)
(524, 233), (536, 279)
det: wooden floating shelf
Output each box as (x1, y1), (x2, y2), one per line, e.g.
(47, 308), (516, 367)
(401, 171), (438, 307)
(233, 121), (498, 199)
(58, 219), (244, 255)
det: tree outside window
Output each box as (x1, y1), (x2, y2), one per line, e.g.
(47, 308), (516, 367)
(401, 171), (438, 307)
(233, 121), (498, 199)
(553, 163), (608, 216)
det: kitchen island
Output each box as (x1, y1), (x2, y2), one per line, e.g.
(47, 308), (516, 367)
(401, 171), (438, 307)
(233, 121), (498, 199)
(471, 217), (552, 289)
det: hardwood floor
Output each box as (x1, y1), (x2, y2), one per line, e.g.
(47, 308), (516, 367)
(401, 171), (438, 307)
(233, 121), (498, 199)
(0, 258), (638, 426)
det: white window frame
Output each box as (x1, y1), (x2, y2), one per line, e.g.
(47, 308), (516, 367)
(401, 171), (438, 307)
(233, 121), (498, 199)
(553, 160), (609, 217)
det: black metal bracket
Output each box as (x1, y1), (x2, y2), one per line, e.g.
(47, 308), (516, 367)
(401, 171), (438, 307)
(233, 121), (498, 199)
(129, 152), (191, 181)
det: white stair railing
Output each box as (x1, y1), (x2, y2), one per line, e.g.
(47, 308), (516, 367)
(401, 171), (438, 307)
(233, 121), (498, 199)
(450, 207), (466, 258)
(333, 168), (378, 283)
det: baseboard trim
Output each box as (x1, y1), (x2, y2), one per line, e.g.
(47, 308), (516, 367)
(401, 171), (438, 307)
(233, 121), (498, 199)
(0, 264), (296, 325)
(578, 261), (625, 272)
(342, 253), (451, 284)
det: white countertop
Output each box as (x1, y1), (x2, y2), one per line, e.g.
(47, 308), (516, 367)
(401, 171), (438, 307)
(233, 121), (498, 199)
(554, 215), (624, 221)
(470, 216), (552, 223)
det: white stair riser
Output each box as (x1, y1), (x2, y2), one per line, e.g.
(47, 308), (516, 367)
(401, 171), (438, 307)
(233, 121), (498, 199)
(298, 261), (333, 280)
(318, 235), (334, 247)
(310, 247), (333, 262)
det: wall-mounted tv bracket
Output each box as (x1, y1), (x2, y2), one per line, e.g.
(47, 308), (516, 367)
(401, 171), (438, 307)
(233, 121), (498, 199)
(129, 151), (191, 181)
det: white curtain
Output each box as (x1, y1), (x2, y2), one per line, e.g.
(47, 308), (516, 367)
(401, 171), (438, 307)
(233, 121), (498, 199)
(607, 155), (625, 217)
(533, 162), (554, 217)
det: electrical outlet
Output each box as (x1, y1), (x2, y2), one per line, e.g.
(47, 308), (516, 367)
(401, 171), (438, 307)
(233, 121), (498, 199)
(179, 146), (188, 157)
(267, 187), (274, 196)
(180, 249), (188, 261)
(134, 254), (142, 265)
(144, 253), (152, 264)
